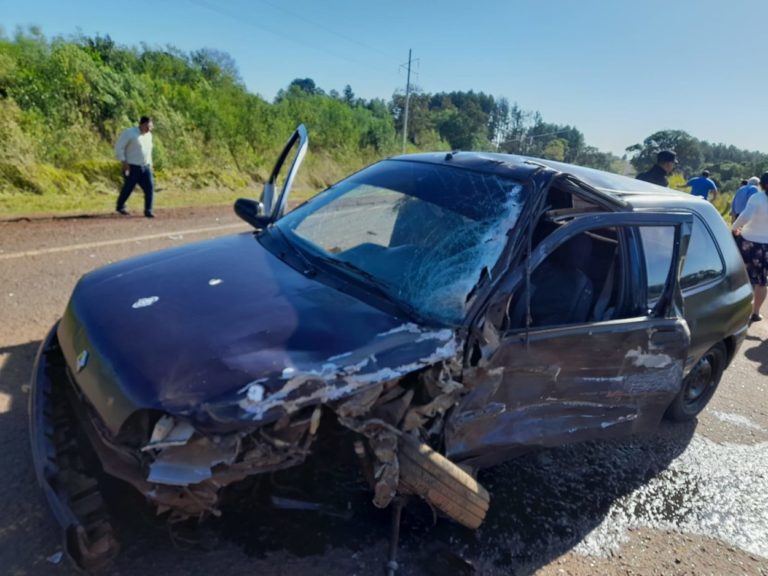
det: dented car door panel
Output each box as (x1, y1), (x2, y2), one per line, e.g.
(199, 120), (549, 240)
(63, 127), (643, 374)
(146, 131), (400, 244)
(447, 317), (689, 468)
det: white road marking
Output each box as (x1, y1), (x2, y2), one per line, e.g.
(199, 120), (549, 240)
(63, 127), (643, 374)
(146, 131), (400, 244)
(0, 223), (248, 261)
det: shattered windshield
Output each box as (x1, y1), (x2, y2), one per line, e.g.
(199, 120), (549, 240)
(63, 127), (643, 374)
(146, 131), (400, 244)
(276, 159), (526, 324)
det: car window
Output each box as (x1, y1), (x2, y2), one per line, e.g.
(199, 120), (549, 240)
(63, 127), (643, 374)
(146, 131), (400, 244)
(508, 228), (621, 328)
(680, 217), (724, 289)
(639, 226), (675, 303)
(639, 216), (724, 302)
(289, 185), (401, 252)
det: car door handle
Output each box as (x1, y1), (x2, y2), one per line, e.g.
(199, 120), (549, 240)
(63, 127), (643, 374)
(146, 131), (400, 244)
(650, 329), (681, 345)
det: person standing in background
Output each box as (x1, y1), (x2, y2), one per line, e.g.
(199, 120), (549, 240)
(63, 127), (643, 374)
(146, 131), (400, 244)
(115, 116), (155, 218)
(732, 172), (768, 323)
(636, 150), (677, 187)
(731, 177), (760, 221)
(684, 170), (718, 201)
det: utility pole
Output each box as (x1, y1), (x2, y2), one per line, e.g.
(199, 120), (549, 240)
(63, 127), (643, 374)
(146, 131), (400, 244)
(401, 49), (412, 153)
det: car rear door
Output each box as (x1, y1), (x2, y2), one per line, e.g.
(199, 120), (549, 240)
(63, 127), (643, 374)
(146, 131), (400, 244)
(445, 211), (693, 468)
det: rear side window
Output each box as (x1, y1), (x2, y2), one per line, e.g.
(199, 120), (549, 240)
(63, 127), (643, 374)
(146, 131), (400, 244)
(638, 226), (676, 302)
(639, 215), (725, 301)
(680, 217), (724, 289)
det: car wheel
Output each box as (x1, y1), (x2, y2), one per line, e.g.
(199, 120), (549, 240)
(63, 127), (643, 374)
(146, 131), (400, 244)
(397, 433), (489, 529)
(665, 341), (727, 422)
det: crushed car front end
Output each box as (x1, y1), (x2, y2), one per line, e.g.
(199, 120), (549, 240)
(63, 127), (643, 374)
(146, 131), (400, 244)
(31, 312), (478, 571)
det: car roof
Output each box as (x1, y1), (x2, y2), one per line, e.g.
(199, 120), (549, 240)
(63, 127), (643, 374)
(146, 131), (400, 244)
(390, 151), (699, 208)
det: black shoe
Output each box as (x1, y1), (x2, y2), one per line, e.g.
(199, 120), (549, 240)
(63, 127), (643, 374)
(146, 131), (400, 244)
(750, 313), (763, 323)
(144, 211), (155, 218)
(116, 207), (129, 215)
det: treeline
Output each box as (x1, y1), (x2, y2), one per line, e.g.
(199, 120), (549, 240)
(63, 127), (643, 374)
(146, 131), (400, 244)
(392, 92), (620, 171)
(0, 28), (625, 204)
(0, 29), (398, 188)
(3, 28), (765, 211)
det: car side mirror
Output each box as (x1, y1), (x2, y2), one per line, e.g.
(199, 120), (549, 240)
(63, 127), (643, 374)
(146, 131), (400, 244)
(234, 198), (272, 230)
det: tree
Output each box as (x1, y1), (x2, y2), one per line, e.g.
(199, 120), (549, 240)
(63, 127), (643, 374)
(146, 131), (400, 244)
(289, 77), (323, 95)
(343, 84), (355, 106)
(542, 138), (567, 162)
(391, 89), (439, 147)
(191, 48), (242, 86)
(626, 129), (702, 176)
(488, 97), (510, 149)
(576, 146), (617, 172)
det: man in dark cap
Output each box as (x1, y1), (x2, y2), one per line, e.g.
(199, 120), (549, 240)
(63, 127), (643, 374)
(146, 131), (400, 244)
(636, 150), (677, 187)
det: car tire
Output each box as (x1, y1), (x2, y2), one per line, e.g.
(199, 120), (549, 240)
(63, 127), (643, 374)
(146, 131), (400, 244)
(397, 433), (489, 529)
(665, 341), (727, 422)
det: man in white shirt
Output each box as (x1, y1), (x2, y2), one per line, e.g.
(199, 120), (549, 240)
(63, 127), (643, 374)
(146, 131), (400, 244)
(115, 116), (155, 217)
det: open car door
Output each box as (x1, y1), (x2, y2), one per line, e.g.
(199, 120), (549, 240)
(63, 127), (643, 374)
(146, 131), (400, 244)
(446, 211), (694, 468)
(262, 124), (309, 220)
(234, 125), (309, 229)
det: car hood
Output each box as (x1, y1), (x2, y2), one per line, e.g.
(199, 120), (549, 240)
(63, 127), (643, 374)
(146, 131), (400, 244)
(58, 232), (458, 435)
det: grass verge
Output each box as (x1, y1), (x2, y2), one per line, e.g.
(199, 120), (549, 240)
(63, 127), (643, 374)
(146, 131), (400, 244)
(0, 165), (319, 218)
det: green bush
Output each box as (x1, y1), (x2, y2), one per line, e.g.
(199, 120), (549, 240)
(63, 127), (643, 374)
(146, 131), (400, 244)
(0, 162), (90, 196)
(71, 159), (122, 185)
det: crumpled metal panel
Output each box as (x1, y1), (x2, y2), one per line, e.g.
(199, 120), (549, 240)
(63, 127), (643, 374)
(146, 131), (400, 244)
(147, 436), (239, 485)
(446, 319), (689, 468)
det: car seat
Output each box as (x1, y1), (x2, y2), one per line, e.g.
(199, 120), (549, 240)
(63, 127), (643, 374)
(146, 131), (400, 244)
(509, 234), (594, 328)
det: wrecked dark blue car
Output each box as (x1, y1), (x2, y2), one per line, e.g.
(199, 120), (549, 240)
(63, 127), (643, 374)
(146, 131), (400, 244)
(30, 125), (752, 570)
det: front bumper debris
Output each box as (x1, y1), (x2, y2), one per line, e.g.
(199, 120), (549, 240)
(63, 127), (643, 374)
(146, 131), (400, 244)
(30, 322), (489, 573)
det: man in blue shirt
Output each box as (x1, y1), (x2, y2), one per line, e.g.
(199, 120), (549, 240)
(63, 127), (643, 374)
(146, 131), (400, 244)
(684, 170), (717, 201)
(731, 176), (760, 221)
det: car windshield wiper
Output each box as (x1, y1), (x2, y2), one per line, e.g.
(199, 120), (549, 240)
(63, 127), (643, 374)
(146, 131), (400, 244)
(312, 254), (424, 323)
(272, 225), (317, 277)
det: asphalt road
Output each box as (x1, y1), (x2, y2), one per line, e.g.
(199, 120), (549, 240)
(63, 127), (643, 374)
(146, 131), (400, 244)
(1, 205), (766, 576)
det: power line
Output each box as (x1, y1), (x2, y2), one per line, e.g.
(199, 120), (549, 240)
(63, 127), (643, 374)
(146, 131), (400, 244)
(527, 128), (575, 139)
(398, 56), (420, 86)
(183, 0), (394, 79)
(254, 0), (399, 61)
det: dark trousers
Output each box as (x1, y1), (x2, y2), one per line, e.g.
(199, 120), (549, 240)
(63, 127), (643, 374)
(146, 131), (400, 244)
(117, 164), (154, 213)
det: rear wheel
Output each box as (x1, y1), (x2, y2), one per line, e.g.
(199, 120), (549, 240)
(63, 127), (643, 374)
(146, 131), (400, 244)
(665, 341), (727, 422)
(397, 434), (489, 529)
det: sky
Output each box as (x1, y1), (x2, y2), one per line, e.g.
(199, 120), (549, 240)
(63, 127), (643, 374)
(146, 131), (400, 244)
(1, 0), (766, 157)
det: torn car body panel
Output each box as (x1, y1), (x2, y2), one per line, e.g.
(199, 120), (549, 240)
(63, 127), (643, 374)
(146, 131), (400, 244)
(446, 317), (689, 468)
